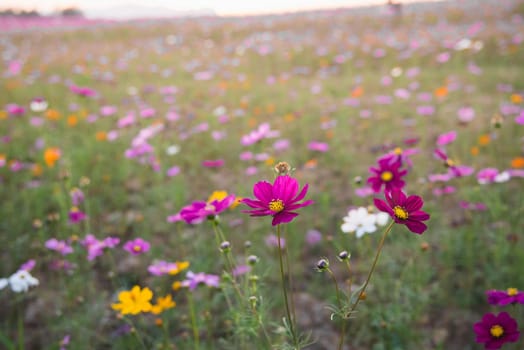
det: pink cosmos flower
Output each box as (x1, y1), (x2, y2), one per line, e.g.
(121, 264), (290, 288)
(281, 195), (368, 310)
(308, 141), (329, 152)
(123, 238), (150, 255)
(367, 157), (407, 193)
(374, 188), (430, 234)
(487, 288), (524, 306)
(265, 233), (285, 248)
(182, 271), (220, 290)
(80, 234), (120, 261)
(179, 195), (236, 224)
(69, 85), (96, 98)
(202, 159), (224, 168)
(148, 260), (180, 276)
(457, 107), (475, 123)
(19, 259), (36, 271)
(6, 103), (25, 116)
(436, 131), (457, 146)
(241, 123), (280, 146)
(473, 312), (520, 350)
(45, 238), (74, 255)
(241, 175), (313, 226)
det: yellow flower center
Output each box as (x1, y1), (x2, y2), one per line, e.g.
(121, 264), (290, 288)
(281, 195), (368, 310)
(380, 171), (393, 182)
(133, 245), (142, 252)
(490, 325), (504, 338)
(393, 206), (409, 220)
(269, 199), (285, 212)
(507, 288), (518, 296)
(393, 147), (403, 155)
(445, 159), (455, 167)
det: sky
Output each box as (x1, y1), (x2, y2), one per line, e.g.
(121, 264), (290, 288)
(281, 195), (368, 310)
(0, 0), (435, 17)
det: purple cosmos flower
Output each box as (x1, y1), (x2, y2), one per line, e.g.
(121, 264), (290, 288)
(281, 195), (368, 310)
(367, 157), (407, 193)
(473, 312), (520, 350)
(148, 261), (180, 276)
(80, 234), (120, 261)
(45, 238), (74, 255)
(459, 201), (488, 211)
(241, 175), (314, 226)
(374, 188), (430, 234)
(68, 207), (86, 223)
(487, 288), (524, 306)
(123, 238), (150, 255)
(265, 233), (285, 248)
(70, 188), (85, 206)
(182, 271), (220, 290)
(305, 229), (322, 246)
(179, 195), (236, 224)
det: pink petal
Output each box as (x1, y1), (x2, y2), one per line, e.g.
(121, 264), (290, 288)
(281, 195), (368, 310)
(272, 211), (299, 226)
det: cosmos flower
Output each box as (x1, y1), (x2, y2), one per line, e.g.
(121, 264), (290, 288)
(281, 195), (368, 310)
(341, 207), (390, 238)
(179, 193), (236, 224)
(0, 270), (39, 293)
(123, 238), (151, 255)
(68, 207), (86, 223)
(80, 234), (120, 261)
(374, 188), (430, 234)
(111, 286), (153, 315)
(151, 294), (176, 315)
(473, 312), (520, 350)
(241, 175), (313, 226)
(486, 288), (524, 306)
(181, 271), (220, 290)
(367, 157), (407, 193)
(45, 238), (74, 255)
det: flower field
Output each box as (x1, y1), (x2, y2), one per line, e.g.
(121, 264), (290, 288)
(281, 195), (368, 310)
(1, 1), (524, 349)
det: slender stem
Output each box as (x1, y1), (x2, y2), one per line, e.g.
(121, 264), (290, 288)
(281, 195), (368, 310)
(123, 317), (148, 350)
(348, 221), (394, 317)
(327, 268), (345, 350)
(276, 224), (298, 348)
(17, 304), (23, 350)
(188, 293), (200, 350)
(284, 235), (297, 327)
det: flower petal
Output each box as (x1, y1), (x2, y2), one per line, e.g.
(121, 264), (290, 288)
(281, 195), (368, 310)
(409, 211), (430, 221)
(286, 199), (314, 211)
(273, 175), (298, 203)
(253, 181), (273, 202)
(240, 198), (266, 209)
(404, 220), (427, 234)
(405, 195), (424, 212)
(374, 198), (393, 216)
(272, 211), (298, 226)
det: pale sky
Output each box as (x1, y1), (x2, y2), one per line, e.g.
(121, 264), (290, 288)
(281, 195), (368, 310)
(0, 0), (437, 17)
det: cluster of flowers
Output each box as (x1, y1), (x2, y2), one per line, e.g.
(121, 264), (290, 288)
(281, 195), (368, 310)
(474, 288), (523, 349)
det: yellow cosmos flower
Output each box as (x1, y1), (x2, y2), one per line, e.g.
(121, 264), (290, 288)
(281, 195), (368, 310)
(207, 190), (228, 203)
(169, 261), (190, 276)
(151, 294), (176, 315)
(111, 285), (153, 315)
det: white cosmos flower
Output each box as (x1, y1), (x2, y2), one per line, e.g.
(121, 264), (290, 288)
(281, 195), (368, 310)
(494, 171), (510, 183)
(8, 270), (39, 293)
(341, 207), (378, 238)
(341, 207), (391, 238)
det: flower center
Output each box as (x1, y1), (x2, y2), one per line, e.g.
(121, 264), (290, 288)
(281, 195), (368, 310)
(133, 245), (142, 252)
(393, 206), (409, 220)
(393, 147), (403, 155)
(490, 325), (504, 338)
(445, 159), (455, 167)
(507, 288), (518, 296)
(380, 171), (393, 182)
(269, 199), (285, 212)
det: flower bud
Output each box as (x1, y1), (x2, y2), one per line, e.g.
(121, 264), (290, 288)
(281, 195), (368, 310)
(316, 258), (329, 272)
(247, 255), (259, 265)
(220, 241), (231, 252)
(274, 161), (292, 176)
(337, 251), (350, 261)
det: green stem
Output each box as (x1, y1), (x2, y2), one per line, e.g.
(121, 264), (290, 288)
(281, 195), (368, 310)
(327, 268), (345, 350)
(17, 304), (23, 350)
(348, 221), (394, 317)
(188, 293), (200, 350)
(276, 224), (298, 348)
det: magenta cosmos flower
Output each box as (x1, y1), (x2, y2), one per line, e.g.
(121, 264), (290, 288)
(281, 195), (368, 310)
(374, 188), (430, 234)
(473, 312), (520, 350)
(179, 194), (236, 224)
(241, 175), (313, 226)
(367, 157), (407, 193)
(123, 238), (151, 255)
(487, 288), (524, 306)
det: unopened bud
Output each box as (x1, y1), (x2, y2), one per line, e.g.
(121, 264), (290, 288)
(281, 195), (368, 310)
(274, 161), (292, 176)
(337, 251), (350, 261)
(316, 258), (329, 272)
(220, 241), (231, 252)
(247, 255), (259, 265)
